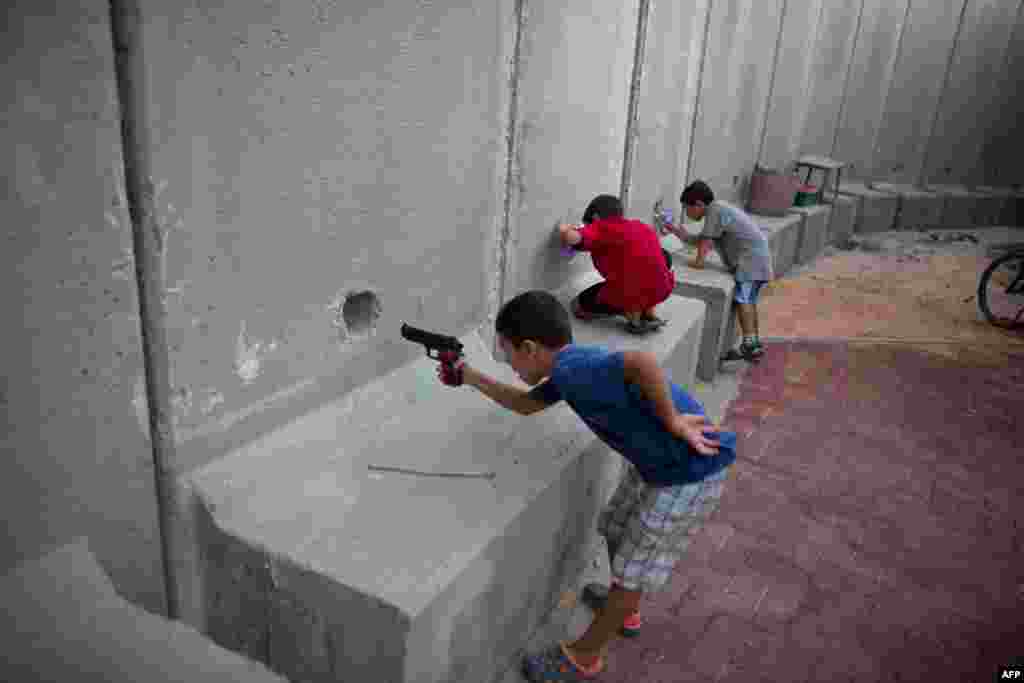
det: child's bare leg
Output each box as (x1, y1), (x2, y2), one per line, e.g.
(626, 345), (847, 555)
(567, 585), (642, 665)
(735, 303), (756, 339)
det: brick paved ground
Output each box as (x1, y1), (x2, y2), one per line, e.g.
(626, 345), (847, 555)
(597, 339), (1024, 683)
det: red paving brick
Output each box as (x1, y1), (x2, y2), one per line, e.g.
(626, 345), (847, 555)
(595, 339), (1024, 682)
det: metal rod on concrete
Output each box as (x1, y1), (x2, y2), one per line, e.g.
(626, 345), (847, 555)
(107, 0), (182, 619)
(619, 0), (650, 211)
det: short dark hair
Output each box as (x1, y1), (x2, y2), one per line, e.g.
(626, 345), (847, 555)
(680, 180), (714, 206)
(495, 290), (573, 350)
(582, 194), (624, 224)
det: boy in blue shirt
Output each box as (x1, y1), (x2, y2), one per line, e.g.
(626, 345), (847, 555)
(437, 290), (736, 681)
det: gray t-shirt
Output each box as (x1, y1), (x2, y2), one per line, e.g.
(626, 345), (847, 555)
(699, 200), (774, 281)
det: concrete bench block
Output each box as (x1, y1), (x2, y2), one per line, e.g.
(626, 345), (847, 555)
(0, 538), (286, 683)
(924, 184), (991, 228)
(969, 190), (1007, 226)
(824, 194), (858, 244)
(869, 182), (944, 230)
(665, 250), (735, 383)
(977, 186), (1022, 227)
(838, 181), (899, 234)
(788, 204), (832, 266)
(754, 213), (803, 278)
(188, 276), (706, 683)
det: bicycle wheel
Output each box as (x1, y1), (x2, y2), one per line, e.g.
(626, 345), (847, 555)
(978, 251), (1024, 329)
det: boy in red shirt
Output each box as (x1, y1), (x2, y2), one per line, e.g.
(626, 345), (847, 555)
(558, 195), (676, 334)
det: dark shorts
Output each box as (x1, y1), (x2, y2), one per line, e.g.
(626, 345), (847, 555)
(734, 280), (766, 305)
(575, 250), (674, 317)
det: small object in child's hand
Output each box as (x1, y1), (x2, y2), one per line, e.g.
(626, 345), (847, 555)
(561, 246), (576, 258)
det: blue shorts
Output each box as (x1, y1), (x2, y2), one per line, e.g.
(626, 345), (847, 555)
(734, 280), (766, 305)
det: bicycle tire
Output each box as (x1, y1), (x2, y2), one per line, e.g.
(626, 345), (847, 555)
(978, 251), (1024, 329)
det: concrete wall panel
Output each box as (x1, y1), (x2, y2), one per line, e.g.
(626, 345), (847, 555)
(628, 0), (710, 220)
(509, 0), (640, 295)
(798, 1), (863, 161)
(759, 0), (827, 172)
(832, 0), (907, 181)
(923, 0), (1022, 186)
(138, 1), (509, 470)
(690, 0), (785, 203)
(979, 2), (1024, 186)
(0, 2), (166, 611)
(871, 2), (964, 184)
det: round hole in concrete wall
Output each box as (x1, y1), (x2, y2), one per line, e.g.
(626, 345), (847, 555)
(340, 290), (381, 339)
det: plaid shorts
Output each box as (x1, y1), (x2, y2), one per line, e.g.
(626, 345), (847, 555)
(597, 463), (732, 592)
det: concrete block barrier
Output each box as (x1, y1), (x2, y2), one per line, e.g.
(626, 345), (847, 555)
(788, 204), (832, 266)
(924, 184), (993, 228)
(869, 182), (944, 230)
(969, 188), (1007, 226)
(755, 213), (803, 278)
(0, 539), (287, 683)
(839, 181), (899, 234)
(666, 249), (736, 383)
(186, 272), (706, 683)
(976, 186), (1022, 227)
(825, 195), (858, 244)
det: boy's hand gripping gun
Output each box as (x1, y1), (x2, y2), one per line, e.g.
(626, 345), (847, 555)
(400, 323), (465, 386)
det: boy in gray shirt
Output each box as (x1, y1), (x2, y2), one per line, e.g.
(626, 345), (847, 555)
(670, 180), (774, 361)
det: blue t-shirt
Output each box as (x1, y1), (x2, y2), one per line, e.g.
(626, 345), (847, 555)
(528, 344), (736, 485)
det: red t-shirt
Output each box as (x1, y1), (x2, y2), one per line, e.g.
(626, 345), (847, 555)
(578, 216), (675, 311)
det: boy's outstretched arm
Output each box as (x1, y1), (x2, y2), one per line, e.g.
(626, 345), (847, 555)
(691, 238), (713, 269)
(621, 351), (720, 455)
(454, 364), (550, 415)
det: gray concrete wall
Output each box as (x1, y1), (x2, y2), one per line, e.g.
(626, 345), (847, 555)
(871, 1), (967, 185)
(797, 1), (863, 161)
(758, 0), (827, 172)
(507, 0), (639, 296)
(627, 0), (710, 219)
(689, 0), (785, 203)
(978, 1), (1024, 187)
(922, 0), (1023, 187)
(832, 0), (907, 181)
(138, 0), (510, 476)
(0, 0), (165, 612)
(6, 0), (1024, 665)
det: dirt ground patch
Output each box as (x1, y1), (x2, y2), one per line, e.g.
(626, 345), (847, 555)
(758, 229), (1024, 365)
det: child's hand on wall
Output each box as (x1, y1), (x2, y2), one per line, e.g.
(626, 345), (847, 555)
(668, 413), (720, 455)
(560, 223), (586, 245)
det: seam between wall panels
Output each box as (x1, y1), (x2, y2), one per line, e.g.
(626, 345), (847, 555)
(756, 0), (789, 171)
(620, 0), (650, 212)
(870, 0), (913, 182)
(490, 0), (525, 353)
(917, 0), (970, 188)
(684, 0), (714, 186)
(829, 0), (867, 165)
(795, 0), (829, 159)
